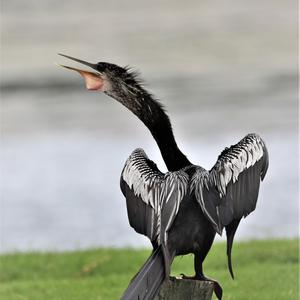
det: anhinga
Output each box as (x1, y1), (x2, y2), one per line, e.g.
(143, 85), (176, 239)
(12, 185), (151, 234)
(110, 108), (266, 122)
(59, 54), (269, 300)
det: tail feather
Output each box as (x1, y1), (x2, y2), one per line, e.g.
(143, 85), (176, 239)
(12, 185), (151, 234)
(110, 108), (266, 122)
(121, 246), (165, 300)
(225, 219), (241, 280)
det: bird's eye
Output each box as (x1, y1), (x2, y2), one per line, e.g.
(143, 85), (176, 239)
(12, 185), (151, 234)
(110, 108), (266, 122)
(96, 63), (107, 73)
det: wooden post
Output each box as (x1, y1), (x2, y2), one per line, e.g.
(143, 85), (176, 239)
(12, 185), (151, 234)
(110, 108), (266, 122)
(154, 278), (214, 300)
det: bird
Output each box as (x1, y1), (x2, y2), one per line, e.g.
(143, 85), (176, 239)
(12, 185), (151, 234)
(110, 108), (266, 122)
(58, 53), (269, 300)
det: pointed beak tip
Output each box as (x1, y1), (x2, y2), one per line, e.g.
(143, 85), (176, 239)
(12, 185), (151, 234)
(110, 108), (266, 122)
(55, 62), (71, 70)
(56, 53), (96, 70)
(54, 62), (63, 67)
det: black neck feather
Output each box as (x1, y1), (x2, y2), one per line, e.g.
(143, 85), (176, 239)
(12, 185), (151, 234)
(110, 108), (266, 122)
(107, 83), (191, 171)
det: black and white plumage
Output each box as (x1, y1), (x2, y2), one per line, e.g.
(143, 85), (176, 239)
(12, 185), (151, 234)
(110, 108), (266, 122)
(121, 149), (189, 246)
(59, 54), (269, 300)
(191, 133), (268, 235)
(120, 133), (268, 288)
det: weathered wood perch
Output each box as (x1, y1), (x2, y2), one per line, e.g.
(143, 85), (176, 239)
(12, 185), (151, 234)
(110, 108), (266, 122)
(154, 278), (214, 300)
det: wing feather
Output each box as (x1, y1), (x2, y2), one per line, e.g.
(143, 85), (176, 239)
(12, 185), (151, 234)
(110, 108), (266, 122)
(191, 133), (269, 234)
(120, 148), (188, 247)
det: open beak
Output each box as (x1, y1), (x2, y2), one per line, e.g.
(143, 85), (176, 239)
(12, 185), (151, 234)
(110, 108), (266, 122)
(58, 53), (104, 91)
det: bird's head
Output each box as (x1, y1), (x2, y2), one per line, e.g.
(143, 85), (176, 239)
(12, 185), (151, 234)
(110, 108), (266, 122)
(58, 54), (143, 100)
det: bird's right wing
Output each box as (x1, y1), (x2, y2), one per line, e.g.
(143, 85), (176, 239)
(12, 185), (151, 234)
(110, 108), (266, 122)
(120, 149), (189, 248)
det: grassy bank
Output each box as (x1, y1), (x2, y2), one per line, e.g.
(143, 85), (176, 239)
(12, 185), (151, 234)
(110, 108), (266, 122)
(0, 239), (298, 300)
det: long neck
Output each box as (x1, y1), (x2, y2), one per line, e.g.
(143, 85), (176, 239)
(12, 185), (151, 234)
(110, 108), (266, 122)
(107, 86), (192, 171)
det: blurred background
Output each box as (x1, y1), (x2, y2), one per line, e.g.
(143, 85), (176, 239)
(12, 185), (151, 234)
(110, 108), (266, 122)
(1, 0), (298, 253)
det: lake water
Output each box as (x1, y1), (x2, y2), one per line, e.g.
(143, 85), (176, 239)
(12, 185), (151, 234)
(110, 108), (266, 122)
(1, 1), (298, 252)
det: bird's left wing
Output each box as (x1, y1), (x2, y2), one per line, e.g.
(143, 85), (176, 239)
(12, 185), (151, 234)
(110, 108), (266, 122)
(191, 133), (268, 234)
(120, 148), (189, 248)
(191, 133), (268, 278)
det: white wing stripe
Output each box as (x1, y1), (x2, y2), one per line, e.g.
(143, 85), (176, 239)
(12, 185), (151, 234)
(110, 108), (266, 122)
(122, 148), (189, 246)
(190, 134), (268, 233)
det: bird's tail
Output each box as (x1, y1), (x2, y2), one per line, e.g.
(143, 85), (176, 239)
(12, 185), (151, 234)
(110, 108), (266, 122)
(120, 246), (166, 300)
(225, 218), (241, 279)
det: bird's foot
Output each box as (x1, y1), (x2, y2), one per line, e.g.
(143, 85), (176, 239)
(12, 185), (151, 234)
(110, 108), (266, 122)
(180, 274), (222, 300)
(180, 273), (196, 280)
(180, 273), (197, 280)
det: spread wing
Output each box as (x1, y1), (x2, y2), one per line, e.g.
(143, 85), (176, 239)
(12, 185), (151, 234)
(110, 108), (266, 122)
(191, 133), (269, 278)
(191, 134), (269, 278)
(192, 133), (269, 234)
(120, 148), (189, 248)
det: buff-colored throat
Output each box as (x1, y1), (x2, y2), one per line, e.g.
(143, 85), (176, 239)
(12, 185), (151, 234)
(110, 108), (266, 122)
(59, 64), (104, 91)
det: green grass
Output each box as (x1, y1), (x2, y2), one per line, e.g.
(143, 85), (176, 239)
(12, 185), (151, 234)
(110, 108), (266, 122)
(0, 239), (298, 300)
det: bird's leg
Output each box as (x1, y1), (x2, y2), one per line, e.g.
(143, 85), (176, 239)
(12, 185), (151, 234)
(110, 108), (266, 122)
(180, 253), (203, 279)
(181, 254), (223, 300)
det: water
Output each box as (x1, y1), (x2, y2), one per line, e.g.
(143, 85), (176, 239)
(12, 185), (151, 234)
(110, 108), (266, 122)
(1, 1), (298, 252)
